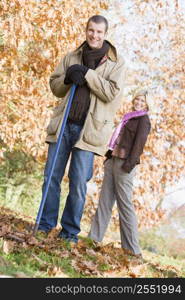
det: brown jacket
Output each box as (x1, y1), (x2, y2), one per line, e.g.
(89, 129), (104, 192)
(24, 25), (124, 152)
(47, 41), (126, 156)
(106, 115), (151, 172)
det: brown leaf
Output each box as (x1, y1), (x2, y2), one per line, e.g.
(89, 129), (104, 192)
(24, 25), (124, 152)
(129, 272), (137, 278)
(86, 248), (97, 256)
(0, 225), (11, 237)
(15, 222), (25, 232)
(47, 228), (60, 240)
(47, 266), (69, 277)
(71, 259), (81, 273)
(83, 260), (98, 271)
(74, 259), (100, 276)
(71, 248), (83, 257)
(129, 264), (148, 278)
(2, 240), (15, 254)
(26, 235), (39, 246)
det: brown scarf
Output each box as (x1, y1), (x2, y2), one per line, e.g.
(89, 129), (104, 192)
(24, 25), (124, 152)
(68, 41), (110, 125)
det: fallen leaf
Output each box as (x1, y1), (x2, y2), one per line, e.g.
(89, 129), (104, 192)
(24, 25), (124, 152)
(26, 235), (39, 246)
(15, 222), (26, 232)
(47, 228), (60, 240)
(71, 248), (83, 257)
(2, 240), (15, 254)
(47, 266), (69, 277)
(129, 264), (148, 278)
(0, 225), (11, 236)
(86, 248), (97, 256)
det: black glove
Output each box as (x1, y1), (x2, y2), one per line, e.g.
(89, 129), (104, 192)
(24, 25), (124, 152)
(105, 150), (113, 159)
(67, 64), (88, 74)
(64, 64), (88, 86)
(103, 150), (112, 165)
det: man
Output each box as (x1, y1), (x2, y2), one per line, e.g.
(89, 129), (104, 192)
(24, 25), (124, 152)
(38, 15), (126, 243)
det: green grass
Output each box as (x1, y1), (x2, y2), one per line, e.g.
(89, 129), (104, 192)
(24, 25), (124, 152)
(139, 226), (185, 259)
(0, 247), (83, 278)
(0, 150), (69, 219)
(0, 234), (185, 278)
(0, 250), (43, 277)
(139, 228), (185, 277)
(98, 263), (111, 271)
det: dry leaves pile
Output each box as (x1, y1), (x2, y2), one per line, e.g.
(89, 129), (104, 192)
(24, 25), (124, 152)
(0, 207), (182, 278)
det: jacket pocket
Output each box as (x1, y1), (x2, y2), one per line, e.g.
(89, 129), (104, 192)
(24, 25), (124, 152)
(83, 113), (113, 147)
(47, 102), (65, 135)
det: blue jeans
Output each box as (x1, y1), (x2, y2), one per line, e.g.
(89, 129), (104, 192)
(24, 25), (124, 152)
(38, 121), (94, 242)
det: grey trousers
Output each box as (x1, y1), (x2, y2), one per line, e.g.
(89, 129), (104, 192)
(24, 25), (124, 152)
(89, 157), (141, 255)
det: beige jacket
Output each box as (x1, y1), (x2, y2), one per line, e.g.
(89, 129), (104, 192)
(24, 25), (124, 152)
(47, 41), (126, 156)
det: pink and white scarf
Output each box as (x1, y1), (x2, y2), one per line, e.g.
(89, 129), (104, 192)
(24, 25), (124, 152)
(108, 110), (148, 150)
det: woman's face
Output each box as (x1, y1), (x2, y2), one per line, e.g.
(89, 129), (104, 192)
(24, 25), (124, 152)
(133, 95), (148, 111)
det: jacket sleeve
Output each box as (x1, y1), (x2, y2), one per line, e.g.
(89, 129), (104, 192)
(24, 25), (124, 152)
(49, 54), (71, 98)
(122, 116), (151, 173)
(84, 57), (126, 103)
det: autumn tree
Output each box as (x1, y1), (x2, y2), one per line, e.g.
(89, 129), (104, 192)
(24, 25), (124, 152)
(0, 0), (108, 160)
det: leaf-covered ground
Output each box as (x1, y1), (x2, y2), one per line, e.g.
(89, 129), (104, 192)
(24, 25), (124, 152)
(0, 207), (184, 278)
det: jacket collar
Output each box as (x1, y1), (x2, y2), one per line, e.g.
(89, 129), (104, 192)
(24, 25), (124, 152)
(74, 40), (118, 62)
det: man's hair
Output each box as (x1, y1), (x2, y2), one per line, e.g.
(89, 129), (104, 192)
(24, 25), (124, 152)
(86, 15), (108, 33)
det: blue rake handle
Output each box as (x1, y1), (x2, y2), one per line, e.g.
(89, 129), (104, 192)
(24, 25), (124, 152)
(33, 84), (77, 236)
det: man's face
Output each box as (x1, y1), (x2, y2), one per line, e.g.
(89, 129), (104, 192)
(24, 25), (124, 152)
(86, 21), (107, 49)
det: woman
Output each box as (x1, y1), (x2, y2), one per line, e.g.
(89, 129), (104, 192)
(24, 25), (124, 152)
(88, 90), (151, 257)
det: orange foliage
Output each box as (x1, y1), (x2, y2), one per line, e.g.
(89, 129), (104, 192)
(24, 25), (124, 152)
(0, 0), (108, 160)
